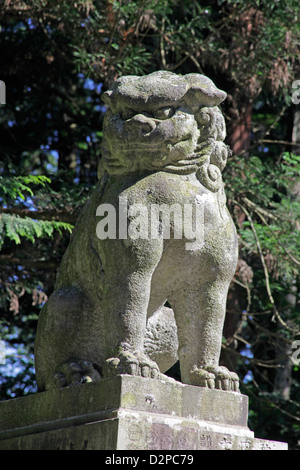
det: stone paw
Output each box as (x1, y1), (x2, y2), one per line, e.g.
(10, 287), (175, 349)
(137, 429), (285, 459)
(207, 366), (240, 392)
(103, 350), (160, 379)
(188, 365), (239, 392)
(188, 366), (216, 389)
(46, 358), (101, 390)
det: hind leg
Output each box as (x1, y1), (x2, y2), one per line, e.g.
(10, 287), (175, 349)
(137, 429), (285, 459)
(34, 286), (102, 391)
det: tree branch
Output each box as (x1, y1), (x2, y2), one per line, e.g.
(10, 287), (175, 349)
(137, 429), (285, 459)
(255, 210), (300, 268)
(0, 206), (77, 225)
(0, 254), (58, 270)
(233, 199), (295, 333)
(260, 139), (300, 147)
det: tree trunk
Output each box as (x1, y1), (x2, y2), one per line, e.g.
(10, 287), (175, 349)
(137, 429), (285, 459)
(229, 104), (252, 155)
(273, 283), (296, 400)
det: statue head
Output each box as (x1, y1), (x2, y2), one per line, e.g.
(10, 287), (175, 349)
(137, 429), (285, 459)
(100, 71), (229, 192)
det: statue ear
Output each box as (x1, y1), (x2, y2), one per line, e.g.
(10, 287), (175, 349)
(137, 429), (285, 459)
(184, 74), (227, 109)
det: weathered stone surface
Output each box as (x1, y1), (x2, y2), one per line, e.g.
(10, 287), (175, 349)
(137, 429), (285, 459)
(1, 72), (288, 452)
(34, 71), (239, 393)
(0, 376), (287, 450)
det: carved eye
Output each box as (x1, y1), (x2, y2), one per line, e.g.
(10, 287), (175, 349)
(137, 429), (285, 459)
(121, 108), (136, 120)
(153, 106), (174, 120)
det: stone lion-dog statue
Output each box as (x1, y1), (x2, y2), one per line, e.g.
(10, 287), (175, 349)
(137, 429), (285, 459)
(35, 71), (239, 392)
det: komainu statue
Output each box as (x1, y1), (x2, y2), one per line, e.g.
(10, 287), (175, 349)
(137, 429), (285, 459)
(35, 71), (239, 392)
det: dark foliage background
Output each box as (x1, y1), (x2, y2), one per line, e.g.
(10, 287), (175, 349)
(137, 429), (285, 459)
(0, 0), (299, 449)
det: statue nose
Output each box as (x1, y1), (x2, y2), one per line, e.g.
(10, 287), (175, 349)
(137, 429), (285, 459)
(126, 114), (156, 135)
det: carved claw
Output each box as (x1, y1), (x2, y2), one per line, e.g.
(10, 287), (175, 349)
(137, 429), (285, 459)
(188, 366), (215, 388)
(46, 358), (101, 390)
(103, 350), (160, 379)
(209, 366), (240, 392)
(188, 365), (240, 392)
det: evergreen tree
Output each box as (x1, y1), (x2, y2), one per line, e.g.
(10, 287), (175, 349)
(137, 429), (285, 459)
(0, 0), (299, 448)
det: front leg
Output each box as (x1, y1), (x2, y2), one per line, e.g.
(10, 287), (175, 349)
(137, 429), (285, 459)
(170, 279), (240, 392)
(100, 236), (164, 380)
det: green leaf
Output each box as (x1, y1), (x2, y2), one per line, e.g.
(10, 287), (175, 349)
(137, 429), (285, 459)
(0, 214), (73, 248)
(77, 142), (88, 150)
(0, 175), (51, 204)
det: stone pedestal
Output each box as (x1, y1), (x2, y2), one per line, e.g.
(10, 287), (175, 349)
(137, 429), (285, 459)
(0, 375), (287, 450)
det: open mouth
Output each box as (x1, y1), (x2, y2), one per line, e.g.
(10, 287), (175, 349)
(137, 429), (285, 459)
(109, 142), (170, 151)
(170, 157), (201, 167)
(109, 135), (192, 151)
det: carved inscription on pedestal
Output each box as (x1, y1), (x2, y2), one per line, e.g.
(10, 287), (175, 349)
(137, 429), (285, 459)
(199, 432), (213, 450)
(124, 416), (256, 451)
